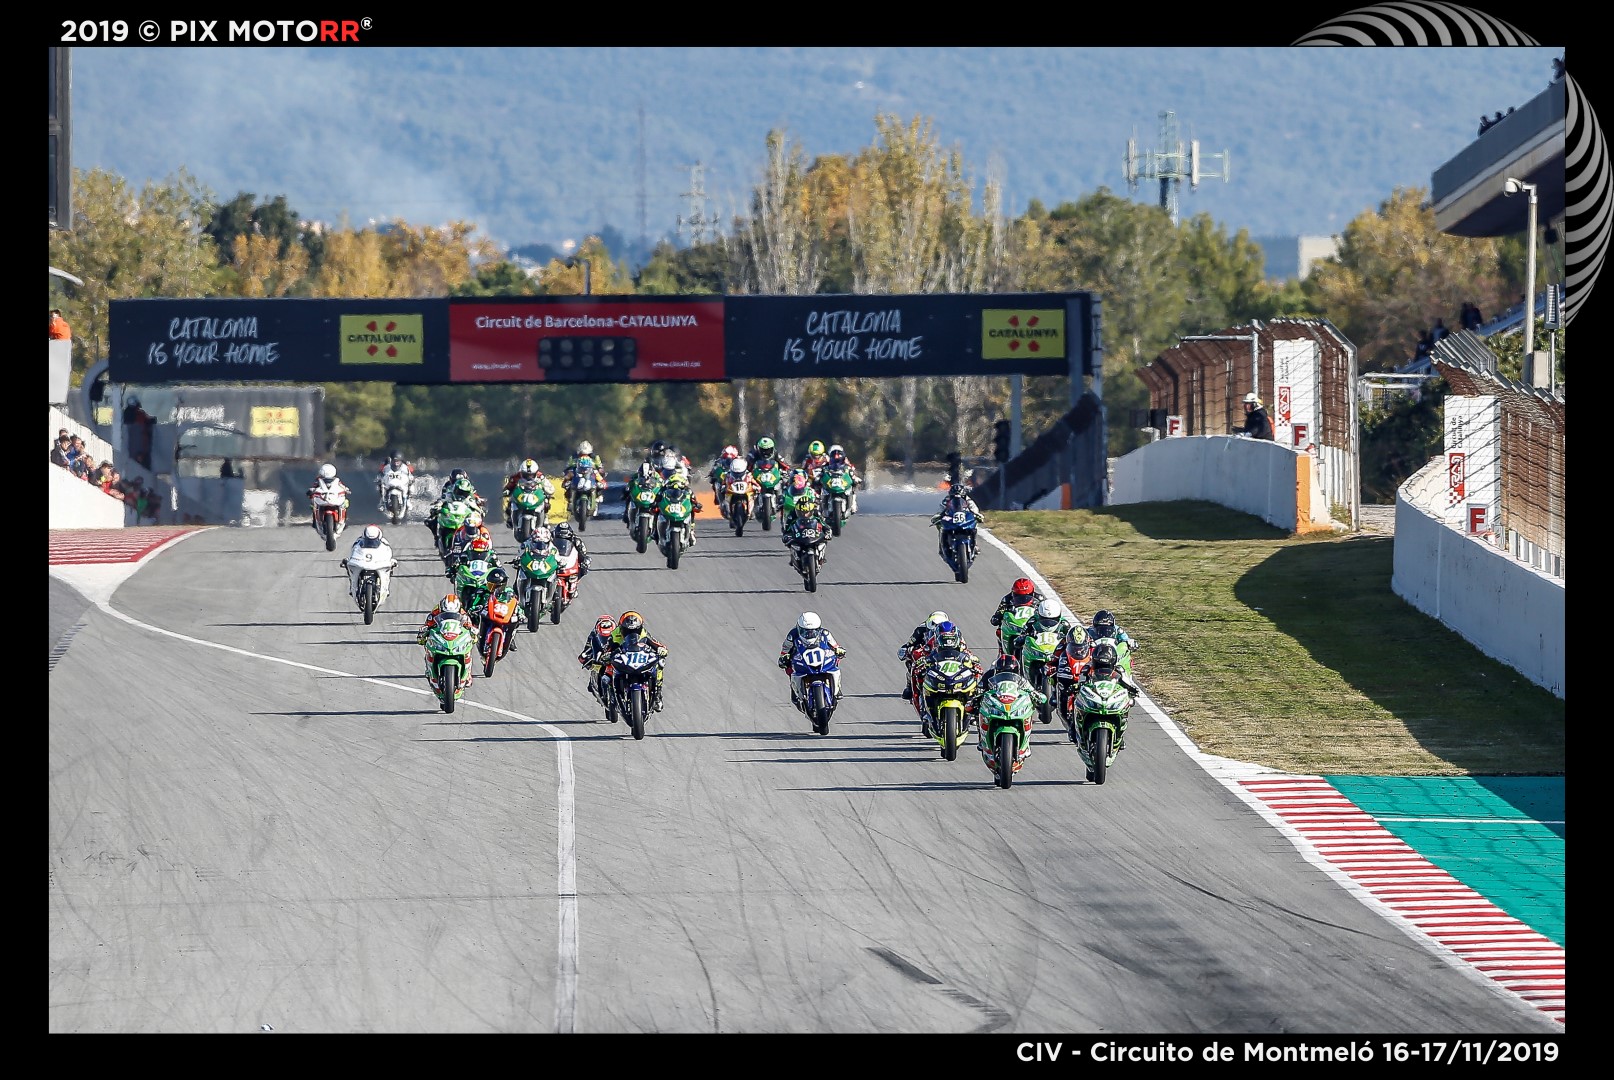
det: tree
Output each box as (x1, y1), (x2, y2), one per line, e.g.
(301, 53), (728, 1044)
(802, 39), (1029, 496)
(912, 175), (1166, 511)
(48, 167), (223, 382)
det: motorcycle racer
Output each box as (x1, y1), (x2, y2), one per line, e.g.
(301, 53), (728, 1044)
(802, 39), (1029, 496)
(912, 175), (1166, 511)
(1090, 609), (1138, 652)
(607, 611), (670, 712)
(916, 621), (985, 737)
(989, 577), (1044, 628)
(483, 565), (524, 651)
(707, 444), (742, 503)
(897, 610), (950, 699)
(577, 614), (618, 702)
(375, 451), (414, 512)
(622, 461), (663, 523)
(550, 521), (592, 577)
(777, 611), (845, 709)
(930, 482), (984, 557)
(823, 444), (863, 514)
(562, 441), (608, 506)
(307, 463), (350, 533)
(503, 458), (556, 528)
(800, 439), (830, 479)
(340, 524), (397, 604)
(746, 435), (783, 472)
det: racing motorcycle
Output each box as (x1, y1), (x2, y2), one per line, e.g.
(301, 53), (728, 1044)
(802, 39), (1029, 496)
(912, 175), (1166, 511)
(787, 512), (830, 593)
(517, 540), (560, 632)
(454, 553), (497, 619)
(549, 537), (583, 624)
(434, 499), (475, 560)
(1053, 642), (1094, 731)
(789, 635), (841, 735)
(918, 655), (981, 762)
(510, 481), (550, 545)
(478, 587), (520, 679)
(380, 471), (411, 525)
(724, 468), (758, 537)
(568, 461), (601, 532)
(311, 487), (348, 552)
(937, 504), (978, 583)
(424, 614), (475, 714)
(820, 466), (855, 536)
(347, 542), (392, 626)
(995, 602), (1038, 665)
(753, 461), (784, 531)
(626, 482), (661, 554)
(601, 632), (664, 740)
(1018, 628), (1063, 725)
(655, 486), (696, 570)
(1072, 651), (1132, 785)
(978, 678), (1036, 789)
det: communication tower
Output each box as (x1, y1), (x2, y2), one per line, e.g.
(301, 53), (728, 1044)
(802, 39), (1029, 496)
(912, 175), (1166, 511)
(1123, 110), (1229, 226)
(677, 161), (720, 246)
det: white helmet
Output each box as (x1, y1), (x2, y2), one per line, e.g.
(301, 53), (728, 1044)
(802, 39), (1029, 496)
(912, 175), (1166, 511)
(1036, 599), (1061, 620)
(797, 612), (821, 631)
(532, 525), (553, 544)
(927, 610), (949, 627)
(577, 441), (593, 456)
(361, 524), (383, 544)
(318, 463), (337, 481)
(728, 457), (749, 476)
(1243, 392), (1260, 405)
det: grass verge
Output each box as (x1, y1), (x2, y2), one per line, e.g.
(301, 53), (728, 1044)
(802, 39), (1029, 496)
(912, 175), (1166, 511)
(986, 501), (1564, 776)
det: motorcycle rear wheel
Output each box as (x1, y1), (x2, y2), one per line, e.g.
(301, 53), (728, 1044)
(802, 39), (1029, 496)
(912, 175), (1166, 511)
(996, 730), (1016, 788)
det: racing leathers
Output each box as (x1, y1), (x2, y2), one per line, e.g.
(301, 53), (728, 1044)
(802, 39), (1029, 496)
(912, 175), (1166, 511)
(777, 625), (845, 705)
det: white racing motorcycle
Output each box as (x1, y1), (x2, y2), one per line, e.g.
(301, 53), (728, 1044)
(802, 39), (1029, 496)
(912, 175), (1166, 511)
(379, 471), (412, 525)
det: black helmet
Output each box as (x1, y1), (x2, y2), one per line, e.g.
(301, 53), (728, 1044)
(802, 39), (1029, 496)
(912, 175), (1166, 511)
(950, 482), (967, 498)
(1092, 610), (1118, 640)
(992, 653), (1021, 676)
(449, 468), (467, 483)
(552, 522), (573, 538)
(649, 440), (667, 456)
(1091, 641), (1119, 674)
(487, 566), (509, 588)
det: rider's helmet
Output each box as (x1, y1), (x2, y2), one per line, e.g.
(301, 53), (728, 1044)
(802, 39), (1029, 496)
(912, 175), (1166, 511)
(796, 611), (822, 631)
(469, 535), (492, 556)
(807, 440), (826, 457)
(926, 611), (949, 630)
(727, 457), (749, 477)
(1033, 599), (1062, 630)
(593, 614), (617, 637)
(649, 440), (667, 457)
(520, 458), (540, 479)
(949, 482), (968, 500)
(1012, 577), (1037, 599)
(487, 566), (509, 589)
(531, 525), (553, 546)
(796, 494), (819, 516)
(1063, 626), (1091, 660)
(318, 463), (337, 482)
(722, 445), (740, 460)
(439, 594), (463, 617)
(933, 622), (962, 651)
(465, 511), (484, 530)
(390, 451), (403, 467)
(360, 524), (383, 547)
(552, 521), (573, 540)
(1092, 610), (1118, 640)
(618, 611), (645, 635)
(1090, 641), (1120, 677)
(664, 472), (688, 490)
(1243, 392), (1261, 406)
(576, 441), (593, 457)
(452, 478), (475, 500)
(992, 653), (1022, 676)
(449, 468), (467, 484)
(754, 436), (775, 456)
(828, 446), (847, 466)
(790, 472), (809, 492)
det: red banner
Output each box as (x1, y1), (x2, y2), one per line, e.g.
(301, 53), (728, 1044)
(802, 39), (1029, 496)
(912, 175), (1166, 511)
(1448, 451), (1466, 498)
(448, 299), (726, 382)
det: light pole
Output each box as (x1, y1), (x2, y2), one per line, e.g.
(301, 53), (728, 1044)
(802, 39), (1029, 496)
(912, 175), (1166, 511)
(1503, 177), (1538, 367)
(566, 256), (591, 295)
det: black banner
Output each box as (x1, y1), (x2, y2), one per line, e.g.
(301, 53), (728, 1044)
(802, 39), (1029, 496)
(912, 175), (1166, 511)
(109, 298), (452, 383)
(724, 292), (1089, 378)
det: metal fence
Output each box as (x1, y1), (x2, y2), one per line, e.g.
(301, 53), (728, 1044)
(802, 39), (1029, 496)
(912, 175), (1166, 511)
(1433, 346), (1566, 578)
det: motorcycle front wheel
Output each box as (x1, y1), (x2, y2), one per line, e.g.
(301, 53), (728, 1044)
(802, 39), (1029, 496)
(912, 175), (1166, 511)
(440, 664), (459, 714)
(360, 578), (378, 625)
(323, 516), (336, 552)
(1089, 726), (1112, 785)
(953, 538), (970, 583)
(803, 553), (817, 592)
(996, 730), (1016, 788)
(809, 682), (831, 735)
(941, 705), (961, 761)
(628, 688), (647, 740)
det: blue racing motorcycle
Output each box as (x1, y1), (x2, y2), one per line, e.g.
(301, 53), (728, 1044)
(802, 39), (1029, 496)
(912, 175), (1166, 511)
(936, 502), (978, 583)
(790, 636), (841, 735)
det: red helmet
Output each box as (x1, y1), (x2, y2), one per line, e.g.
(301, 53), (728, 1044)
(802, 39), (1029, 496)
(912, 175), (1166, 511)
(594, 614), (616, 635)
(1012, 577), (1036, 597)
(470, 536), (492, 554)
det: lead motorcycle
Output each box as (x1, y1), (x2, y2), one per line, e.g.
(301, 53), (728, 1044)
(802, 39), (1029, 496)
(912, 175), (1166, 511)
(346, 542), (393, 626)
(753, 461), (784, 531)
(424, 614), (475, 714)
(789, 635), (841, 735)
(380, 471), (412, 525)
(936, 501), (978, 583)
(978, 676), (1037, 789)
(311, 486), (349, 552)
(600, 632), (665, 740)
(567, 460), (602, 533)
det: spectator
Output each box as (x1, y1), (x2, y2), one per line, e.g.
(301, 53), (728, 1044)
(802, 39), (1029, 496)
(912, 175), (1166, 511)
(1413, 330), (1433, 362)
(68, 436), (90, 478)
(122, 396), (155, 470)
(1240, 393), (1275, 440)
(221, 457), (240, 479)
(48, 309), (71, 340)
(51, 432), (73, 469)
(1478, 115), (1493, 136)
(94, 461), (118, 494)
(1430, 318), (1448, 344)
(1461, 302), (1485, 331)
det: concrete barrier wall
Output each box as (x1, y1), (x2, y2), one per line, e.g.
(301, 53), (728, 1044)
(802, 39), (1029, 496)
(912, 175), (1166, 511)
(1109, 435), (1332, 533)
(49, 463), (125, 528)
(1393, 459), (1565, 697)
